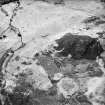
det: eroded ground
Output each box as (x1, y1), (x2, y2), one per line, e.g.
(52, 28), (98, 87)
(0, 0), (105, 105)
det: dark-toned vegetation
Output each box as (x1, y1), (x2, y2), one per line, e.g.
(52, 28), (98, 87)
(0, 0), (19, 5)
(83, 16), (100, 24)
(54, 33), (103, 59)
(101, 0), (105, 3)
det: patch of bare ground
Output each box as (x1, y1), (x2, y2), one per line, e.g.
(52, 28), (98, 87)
(0, 0), (105, 105)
